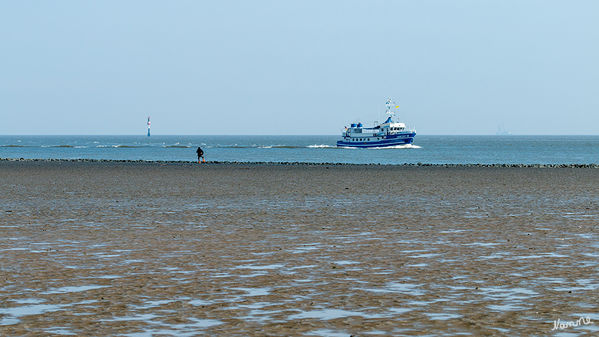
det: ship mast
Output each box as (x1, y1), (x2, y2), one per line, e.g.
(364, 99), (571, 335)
(385, 98), (396, 120)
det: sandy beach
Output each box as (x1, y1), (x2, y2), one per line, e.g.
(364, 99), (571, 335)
(1, 160), (598, 336)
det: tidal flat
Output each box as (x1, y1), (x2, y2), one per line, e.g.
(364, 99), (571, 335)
(1, 161), (598, 336)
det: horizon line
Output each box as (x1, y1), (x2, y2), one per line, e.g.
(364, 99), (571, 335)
(1, 134), (598, 137)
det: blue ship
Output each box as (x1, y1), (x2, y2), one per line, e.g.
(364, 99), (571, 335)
(337, 99), (416, 148)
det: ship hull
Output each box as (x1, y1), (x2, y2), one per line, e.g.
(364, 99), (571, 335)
(336, 132), (416, 148)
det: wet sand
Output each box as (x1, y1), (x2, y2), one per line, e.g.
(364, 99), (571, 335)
(1, 160), (598, 336)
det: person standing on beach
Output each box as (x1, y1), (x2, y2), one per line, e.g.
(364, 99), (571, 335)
(196, 146), (205, 163)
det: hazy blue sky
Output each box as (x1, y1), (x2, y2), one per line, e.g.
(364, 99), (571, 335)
(1, 1), (598, 135)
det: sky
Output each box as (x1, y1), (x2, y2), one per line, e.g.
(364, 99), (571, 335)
(1, 0), (598, 135)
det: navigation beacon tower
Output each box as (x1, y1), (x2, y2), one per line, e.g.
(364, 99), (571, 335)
(147, 116), (151, 137)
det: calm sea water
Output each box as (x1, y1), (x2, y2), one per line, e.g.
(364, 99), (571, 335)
(1, 135), (598, 165)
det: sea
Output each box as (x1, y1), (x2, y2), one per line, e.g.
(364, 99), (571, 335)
(1, 135), (598, 165)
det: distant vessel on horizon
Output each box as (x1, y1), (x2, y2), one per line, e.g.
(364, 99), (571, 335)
(496, 125), (512, 136)
(336, 99), (416, 148)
